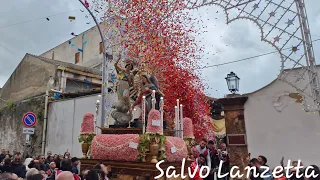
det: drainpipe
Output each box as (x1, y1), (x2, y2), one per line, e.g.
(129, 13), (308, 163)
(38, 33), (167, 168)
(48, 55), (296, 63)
(41, 89), (49, 155)
(41, 77), (55, 155)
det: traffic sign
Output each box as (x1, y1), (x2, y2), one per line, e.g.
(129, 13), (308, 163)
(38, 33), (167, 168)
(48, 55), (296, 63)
(23, 128), (35, 134)
(22, 112), (37, 127)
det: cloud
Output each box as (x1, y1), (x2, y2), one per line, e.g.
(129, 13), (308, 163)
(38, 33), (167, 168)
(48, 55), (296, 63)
(192, 0), (320, 98)
(0, 0), (319, 100)
(0, 0), (94, 86)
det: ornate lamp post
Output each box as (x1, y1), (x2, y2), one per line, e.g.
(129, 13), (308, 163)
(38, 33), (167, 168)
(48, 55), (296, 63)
(225, 72), (240, 94)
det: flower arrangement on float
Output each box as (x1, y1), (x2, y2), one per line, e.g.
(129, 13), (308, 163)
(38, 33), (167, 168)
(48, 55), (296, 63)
(137, 94), (167, 163)
(78, 113), (96, 159)
(165, 136), (188, 162)
(182, 117), (196, 159)
(137, 133), (167, 162)
(91, 134), (140, 161)
(79, 92), (192, 163)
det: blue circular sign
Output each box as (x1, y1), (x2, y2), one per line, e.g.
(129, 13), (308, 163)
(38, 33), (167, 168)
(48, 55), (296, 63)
(22, 112), (37, 127)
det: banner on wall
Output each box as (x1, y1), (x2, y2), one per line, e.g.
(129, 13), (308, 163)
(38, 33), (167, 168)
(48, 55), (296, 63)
(211, 117), (226, 138)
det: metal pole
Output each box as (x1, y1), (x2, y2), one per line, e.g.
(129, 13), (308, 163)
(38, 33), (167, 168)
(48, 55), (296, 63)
(296, 0), (320, 112)
(78, 0), (108, 128)
(41, 89), (49, 154)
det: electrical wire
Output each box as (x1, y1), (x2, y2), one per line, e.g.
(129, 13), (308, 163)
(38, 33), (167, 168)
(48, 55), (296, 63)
(0, 44), (22, 60)
(0, 9), (80, 29)
(196, 38), (320, 70)
(0, 5), (319, 71)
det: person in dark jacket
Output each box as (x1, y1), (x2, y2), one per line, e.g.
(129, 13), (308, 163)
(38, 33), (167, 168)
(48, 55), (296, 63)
(56, 159), (81, 180)
(85, 170), (100, 180)
(289, 161), (305, 180)
(92, 161), (113, 179)
(60, 158), (72, 172)
(45, 151), (52, 164)
(36, 155), (48, 171)
(258, 155), (268, 166)
(249, 158), (263, 180)
(71, 157), (79, 174)
(217, 143), (229, 180)
(0, 157), (12, 173)
(29, 155), (49, 171)
(54, 155), (61, 170)
(4, 150), (12, 159)
(64, 152), (71, 159)
(10, 154), (27, 178)
(80, 169), (90, 180)
(0, 149), (6, 162)
(304, 165), (320, 180)
(207, 140), (219, 180)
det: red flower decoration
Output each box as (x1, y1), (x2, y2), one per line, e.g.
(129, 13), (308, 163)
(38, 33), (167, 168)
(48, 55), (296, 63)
(80, 113), (95, 133)
(91, 134), (140, 161)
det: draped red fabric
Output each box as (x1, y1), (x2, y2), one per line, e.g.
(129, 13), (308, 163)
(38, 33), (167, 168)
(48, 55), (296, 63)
(190, 161), (203, 180)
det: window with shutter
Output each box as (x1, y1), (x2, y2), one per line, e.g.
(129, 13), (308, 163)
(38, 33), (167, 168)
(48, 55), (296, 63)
(99, 42), (103, 54)
(75, 52), (80, 64)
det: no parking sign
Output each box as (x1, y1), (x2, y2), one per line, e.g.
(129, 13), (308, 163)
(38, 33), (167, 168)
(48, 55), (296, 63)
(22, 112), (37, 127)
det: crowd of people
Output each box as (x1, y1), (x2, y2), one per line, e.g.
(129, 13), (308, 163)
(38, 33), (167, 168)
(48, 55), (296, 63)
(190, 138), (320, 180)
(1, 140), (320, 180)
(0, 149), (112, 180)
(190, 138), (230, 180)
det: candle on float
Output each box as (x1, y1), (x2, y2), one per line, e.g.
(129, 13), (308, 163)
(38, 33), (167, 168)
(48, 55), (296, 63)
(176, 99), (180, 136)
(95, 99), (100, 134)
(175, 106), (178, 137)
(129, 108), (137, 128)
(176, 99), (180, 112)
(152, 90), (156, 109)
(142, 96), (146, 134)
(160, 97), (164, 135)
(133, 108), (136, 116)
(180, 104), (183, 138)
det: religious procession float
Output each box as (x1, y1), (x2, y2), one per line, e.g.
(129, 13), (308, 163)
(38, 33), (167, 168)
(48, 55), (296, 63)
(78, 60), (200, 179)
(77, 0), (215, 179)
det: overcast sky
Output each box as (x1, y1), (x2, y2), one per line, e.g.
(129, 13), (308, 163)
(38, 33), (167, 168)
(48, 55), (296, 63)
(0, 0), (319, 98)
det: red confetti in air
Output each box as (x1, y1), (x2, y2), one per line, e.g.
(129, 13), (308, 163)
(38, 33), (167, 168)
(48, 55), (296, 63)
(101, 0), (214, 140)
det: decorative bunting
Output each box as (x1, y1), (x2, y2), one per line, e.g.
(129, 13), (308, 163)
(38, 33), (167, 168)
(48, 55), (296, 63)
(68, 16), (76, 21)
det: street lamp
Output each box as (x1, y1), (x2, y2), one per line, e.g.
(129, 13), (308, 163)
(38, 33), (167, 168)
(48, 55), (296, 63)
(225, 72), (240, 94)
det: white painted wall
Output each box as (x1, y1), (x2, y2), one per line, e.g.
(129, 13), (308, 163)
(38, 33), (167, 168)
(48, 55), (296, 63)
(45, 90), (142, 158)
(46, 94), (115, 158)
(245, 67), (320, 168)
(46, 99), (76, 156)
